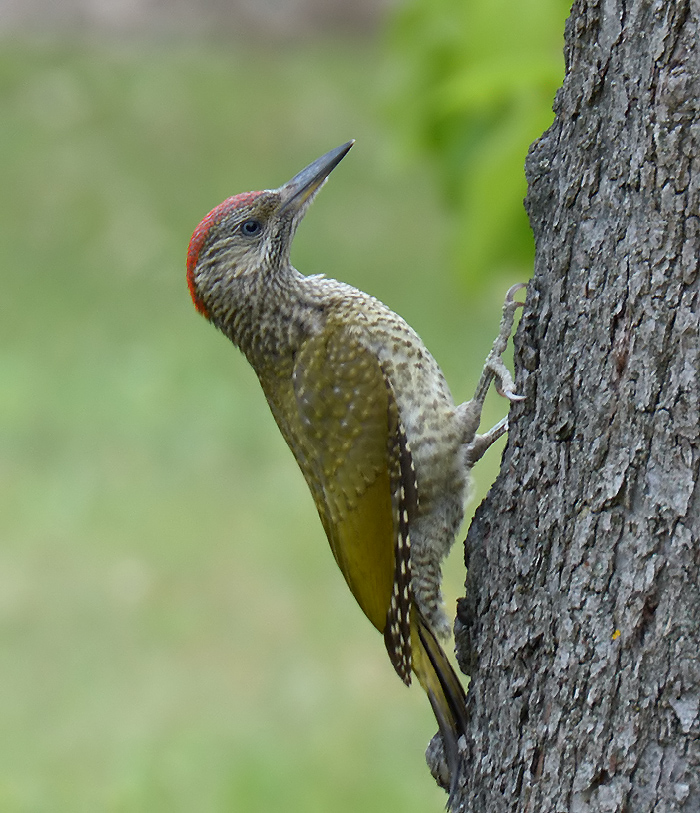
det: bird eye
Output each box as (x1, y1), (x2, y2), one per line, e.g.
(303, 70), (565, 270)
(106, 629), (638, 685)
(240, 219), (263, 236)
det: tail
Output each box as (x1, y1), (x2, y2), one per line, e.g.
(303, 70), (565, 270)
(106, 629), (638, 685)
(411, 609), (469, 810)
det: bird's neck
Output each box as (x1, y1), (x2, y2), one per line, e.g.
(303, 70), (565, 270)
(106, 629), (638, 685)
(217, 265), (325, 368)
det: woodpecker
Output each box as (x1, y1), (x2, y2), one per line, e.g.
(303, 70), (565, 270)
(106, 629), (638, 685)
(187, 141), (523, 806)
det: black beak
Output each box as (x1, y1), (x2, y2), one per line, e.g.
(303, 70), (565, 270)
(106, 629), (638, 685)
(278, 141), (354, 215)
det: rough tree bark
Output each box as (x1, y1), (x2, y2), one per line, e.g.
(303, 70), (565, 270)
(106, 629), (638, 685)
(453, 1), (700, 810)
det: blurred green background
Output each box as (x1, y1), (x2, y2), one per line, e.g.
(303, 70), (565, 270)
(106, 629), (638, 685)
(0, 2), (568, 810)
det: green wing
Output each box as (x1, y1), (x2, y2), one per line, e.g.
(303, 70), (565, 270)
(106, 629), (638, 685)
(257, 324), (408, 651)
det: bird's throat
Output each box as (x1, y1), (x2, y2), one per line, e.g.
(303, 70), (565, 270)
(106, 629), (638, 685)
(217, 268), (325, 371)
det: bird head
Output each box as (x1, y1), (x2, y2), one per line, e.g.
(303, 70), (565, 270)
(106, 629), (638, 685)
(187, 140), (354, 320)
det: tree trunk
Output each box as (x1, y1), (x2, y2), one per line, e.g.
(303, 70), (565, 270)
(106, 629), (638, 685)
(453, 1), (700, 810)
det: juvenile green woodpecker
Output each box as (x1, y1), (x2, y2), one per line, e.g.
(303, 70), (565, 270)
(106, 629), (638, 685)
(186, 141), (523, 805)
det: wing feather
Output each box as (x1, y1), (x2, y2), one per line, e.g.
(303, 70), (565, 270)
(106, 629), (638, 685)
(256, 324), (414, 679)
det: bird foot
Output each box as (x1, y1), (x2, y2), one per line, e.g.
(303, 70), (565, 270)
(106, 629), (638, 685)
(465, 417), (508, 466)
(484, 283), (526, 401)
(459, 283), (526, 456)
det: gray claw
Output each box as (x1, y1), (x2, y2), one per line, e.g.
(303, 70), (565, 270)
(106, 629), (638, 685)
(505, 283), (527, 305)
(495, 382), (526, 401)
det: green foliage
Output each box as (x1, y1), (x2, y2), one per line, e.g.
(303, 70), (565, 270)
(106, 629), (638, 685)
(388, 0), (571, 284)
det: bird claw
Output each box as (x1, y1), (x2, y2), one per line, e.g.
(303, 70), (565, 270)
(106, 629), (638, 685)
(505, 282), (527, 306)
(491, 365), (523, 402)
(499, 387), (526, 402)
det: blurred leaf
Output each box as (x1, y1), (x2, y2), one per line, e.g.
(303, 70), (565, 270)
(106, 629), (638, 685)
(439, 55), (561, 111)
(387, 0), (571, 285)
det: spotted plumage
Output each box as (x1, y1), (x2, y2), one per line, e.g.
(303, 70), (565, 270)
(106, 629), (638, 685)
(384, 406), (416, 685)
(186, 142), (524, 808)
